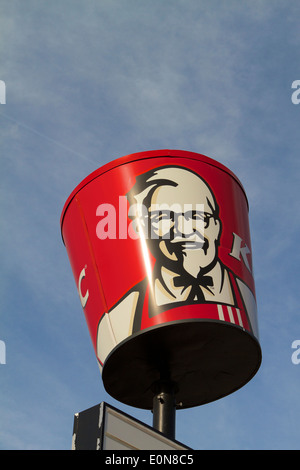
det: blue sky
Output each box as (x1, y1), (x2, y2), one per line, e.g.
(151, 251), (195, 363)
(1, 0), (300, 450)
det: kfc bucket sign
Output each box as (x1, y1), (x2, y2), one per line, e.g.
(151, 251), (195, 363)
(61, 150), (261, 409)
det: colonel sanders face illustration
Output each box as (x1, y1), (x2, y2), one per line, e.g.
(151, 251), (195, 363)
(127, 166), (222, 281)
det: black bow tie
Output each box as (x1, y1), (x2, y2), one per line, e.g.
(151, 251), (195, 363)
(173, 273), (213, 302)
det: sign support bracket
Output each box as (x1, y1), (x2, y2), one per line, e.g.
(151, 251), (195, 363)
(152, 380), (177, 440)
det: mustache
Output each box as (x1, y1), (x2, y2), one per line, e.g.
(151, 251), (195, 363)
(170, 232), (205, 242)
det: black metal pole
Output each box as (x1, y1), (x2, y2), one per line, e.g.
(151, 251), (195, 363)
(152, 380), (176, 440)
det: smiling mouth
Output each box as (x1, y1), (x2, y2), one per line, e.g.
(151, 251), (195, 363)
(168, 235), (210, 255)
(172, 240), (205, 250)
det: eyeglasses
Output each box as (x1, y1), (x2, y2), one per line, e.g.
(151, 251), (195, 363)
(147, 210), (214, 232)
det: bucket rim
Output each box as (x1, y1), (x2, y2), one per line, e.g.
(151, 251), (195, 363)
(60, 149), (248, 236)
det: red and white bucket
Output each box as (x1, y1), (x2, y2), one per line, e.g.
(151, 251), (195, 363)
(61, 150), (261, 409)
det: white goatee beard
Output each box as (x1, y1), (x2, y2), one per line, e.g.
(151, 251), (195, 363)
(181, 248), (206, 278)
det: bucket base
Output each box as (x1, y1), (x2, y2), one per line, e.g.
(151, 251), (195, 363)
(101, 320), (262, 410)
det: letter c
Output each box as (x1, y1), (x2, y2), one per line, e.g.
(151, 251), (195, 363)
(78, 267), (89, 308)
